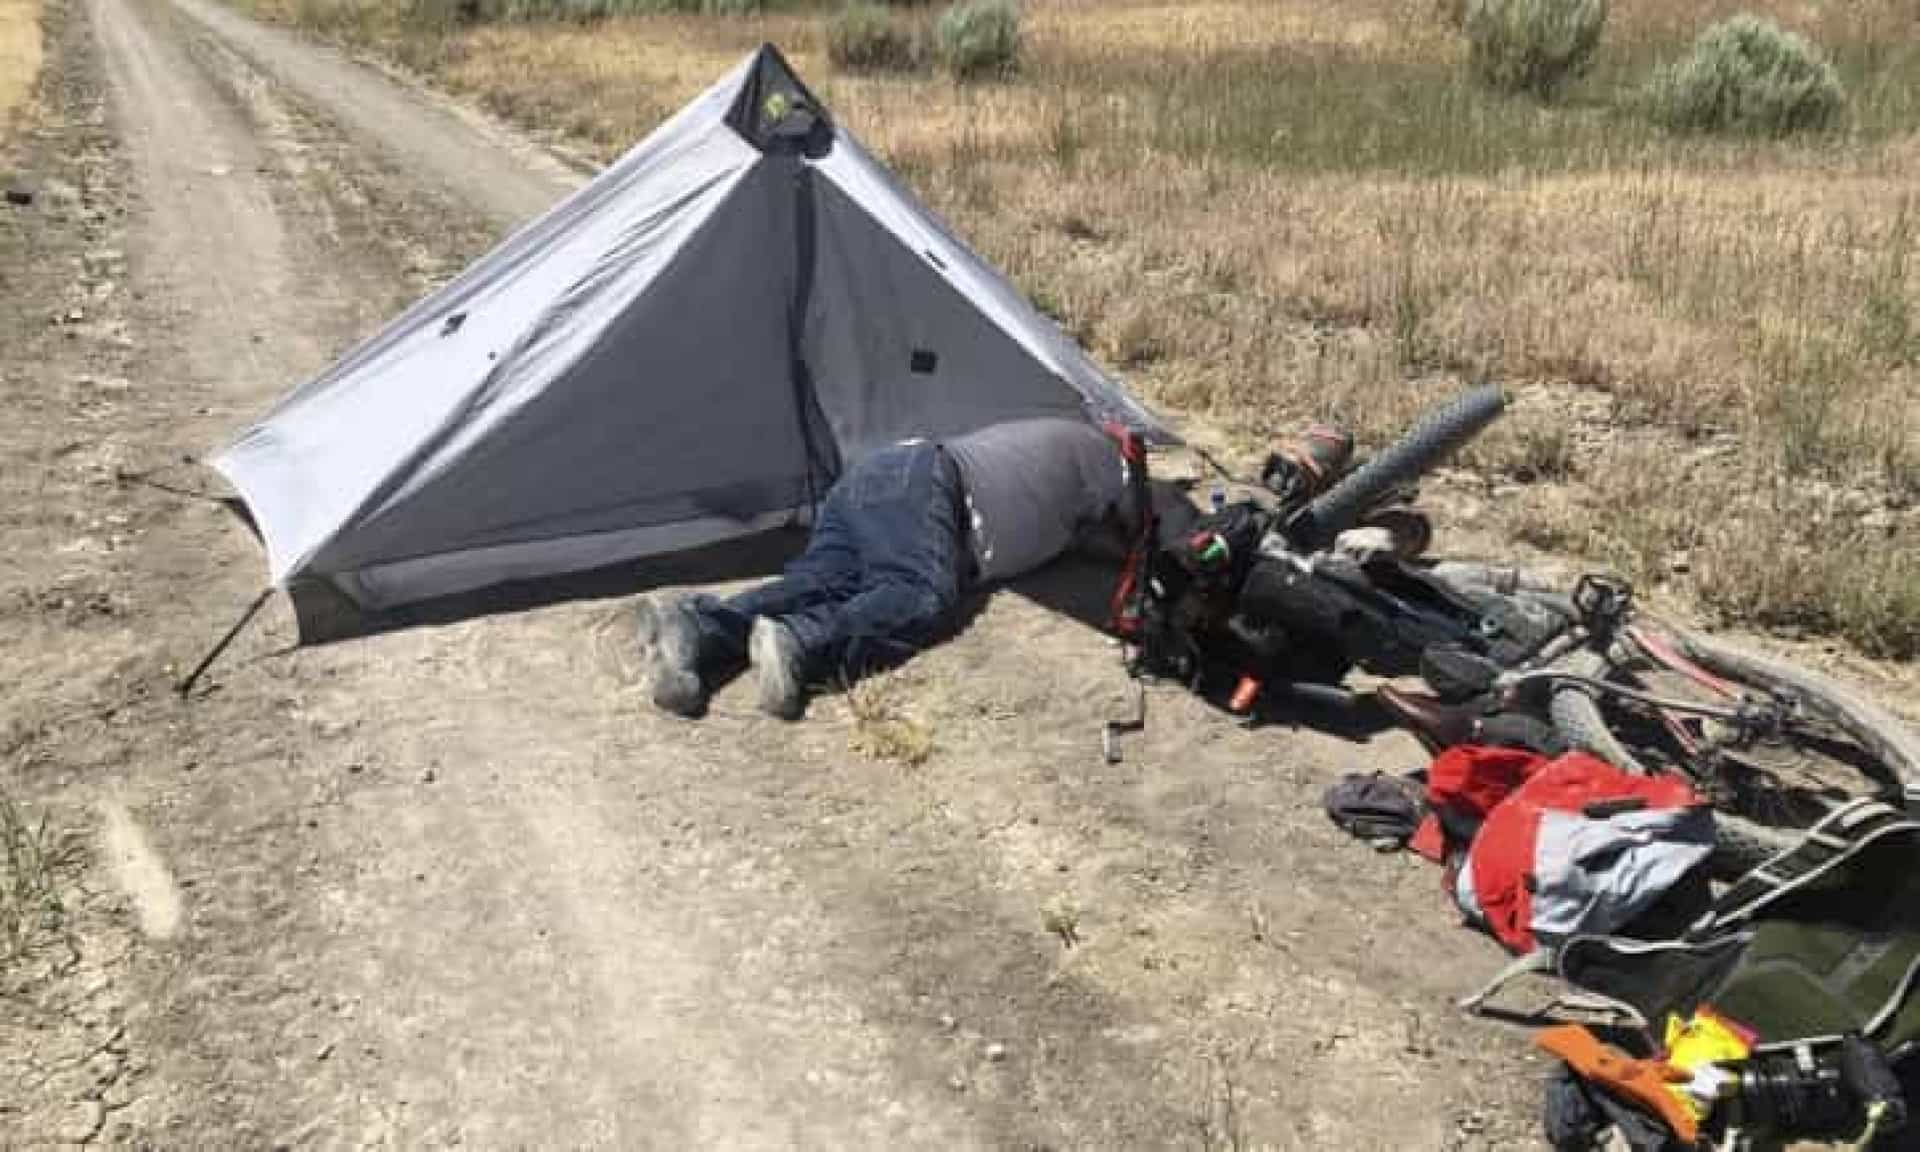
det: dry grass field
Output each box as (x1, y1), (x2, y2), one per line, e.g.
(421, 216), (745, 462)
(253, 0), (1919, 659)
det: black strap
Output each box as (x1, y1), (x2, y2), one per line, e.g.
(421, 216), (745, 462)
(1689, 800), (1920, 941)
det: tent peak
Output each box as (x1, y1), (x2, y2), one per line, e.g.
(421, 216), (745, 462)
(725, 42), (833, 157)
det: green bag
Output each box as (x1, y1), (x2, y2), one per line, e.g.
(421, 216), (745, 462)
(1559, 800), (1920, 1052)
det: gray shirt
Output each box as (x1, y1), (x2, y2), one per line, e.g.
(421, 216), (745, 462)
(942, 418), (1129, 583)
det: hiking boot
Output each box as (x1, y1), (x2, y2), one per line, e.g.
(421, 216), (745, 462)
(749, 616), (806, 721)
(633, 594), (706, 718)
(1376, 685), (1480, 753)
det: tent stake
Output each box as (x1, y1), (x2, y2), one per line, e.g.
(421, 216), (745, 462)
(176, 587), (273, 699)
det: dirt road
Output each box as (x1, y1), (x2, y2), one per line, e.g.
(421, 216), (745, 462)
(1, 0), (1542, 1144)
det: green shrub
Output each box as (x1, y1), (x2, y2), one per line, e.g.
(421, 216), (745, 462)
(934, 0), (1020, 81)
(1645, 14), (1845, 136)
(1463, 0), (1607, 99)
(827, 3), (920, 73)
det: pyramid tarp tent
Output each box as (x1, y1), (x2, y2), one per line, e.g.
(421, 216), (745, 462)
(213, 46), (1175, 612)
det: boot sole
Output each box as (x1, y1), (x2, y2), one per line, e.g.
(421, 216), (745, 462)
(750, 619), (805, 721)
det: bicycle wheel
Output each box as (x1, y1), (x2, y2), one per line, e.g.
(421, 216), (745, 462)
(1288, 385), (1507, 549)
(1548, 622), (1920, 874)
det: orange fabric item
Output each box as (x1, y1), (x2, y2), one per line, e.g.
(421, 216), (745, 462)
(1536, 1024), (1699, 1145)
(1409, 813), (1446, 863)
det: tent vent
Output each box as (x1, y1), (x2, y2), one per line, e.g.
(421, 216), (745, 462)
(440, 312), (467, 337)
(910, 349), (938, 375)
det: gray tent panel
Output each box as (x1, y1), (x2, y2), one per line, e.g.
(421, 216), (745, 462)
(810, 134), (1168, 443)
(805, 176), (1090, 456)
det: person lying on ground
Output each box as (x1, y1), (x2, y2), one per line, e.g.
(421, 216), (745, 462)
(633, 416), (1137, 721)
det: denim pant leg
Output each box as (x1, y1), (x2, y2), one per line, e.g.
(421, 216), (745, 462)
(819, 578), (958, 680)
(782, 444), (964, 682)
(685, 488), (863, 679)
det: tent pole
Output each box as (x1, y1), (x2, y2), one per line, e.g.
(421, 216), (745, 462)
(176, 586), (274, 699)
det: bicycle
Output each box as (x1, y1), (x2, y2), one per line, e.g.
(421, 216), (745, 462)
(1133, 384), (1920, 871)
(1130, 385), (1920, 1149)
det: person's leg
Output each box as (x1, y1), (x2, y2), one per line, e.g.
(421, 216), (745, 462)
(680, 486), (863, 678)
(631, 594), (708, 718)
(797, 578), (956, 678)
(771, 445), (966, 691)
(635, 487), (861, 716)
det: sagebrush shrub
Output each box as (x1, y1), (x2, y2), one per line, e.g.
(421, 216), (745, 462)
(1463, 0), (1607, 99)
(827, 4), (920, 73)
(935, 0), (1020, 81)
(1645, 15), (1845, 136)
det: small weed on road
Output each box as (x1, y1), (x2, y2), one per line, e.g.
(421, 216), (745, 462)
(844, 675), (934, 766)
(1, 790), (74, 967)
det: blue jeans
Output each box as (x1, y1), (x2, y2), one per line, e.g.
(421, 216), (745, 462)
(688, 441), (968, 685)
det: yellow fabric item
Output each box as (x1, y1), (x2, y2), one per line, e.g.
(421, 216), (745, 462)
(1663, 1007), (1756, 1121)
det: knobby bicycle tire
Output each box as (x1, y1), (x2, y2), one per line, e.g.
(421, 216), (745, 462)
(1291, 385), (1507, 549)
(1548, 645), (1650, 775)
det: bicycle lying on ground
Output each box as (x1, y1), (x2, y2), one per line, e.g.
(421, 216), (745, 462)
(1125, 386), (1920, 1149)
(1131, 384), (1920, 870)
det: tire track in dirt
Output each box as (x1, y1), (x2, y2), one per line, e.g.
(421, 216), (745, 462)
(88, 0), (310, 402)
(174, 0), (580, 228)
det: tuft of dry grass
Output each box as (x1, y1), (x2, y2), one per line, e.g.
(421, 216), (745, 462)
(1465, 404), (1578, 483)
(1, 790), (71, 966)
(236, 0), (1920, 657)
(843, 675), (934, 766)
(0, 0), (41, 138)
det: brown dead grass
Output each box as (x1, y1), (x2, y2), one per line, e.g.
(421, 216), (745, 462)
(0, 0), (41, 139)
(1032, 0), (1439, 66)
(843, 674), (934, 767)
(237, 0), (1920, 657)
